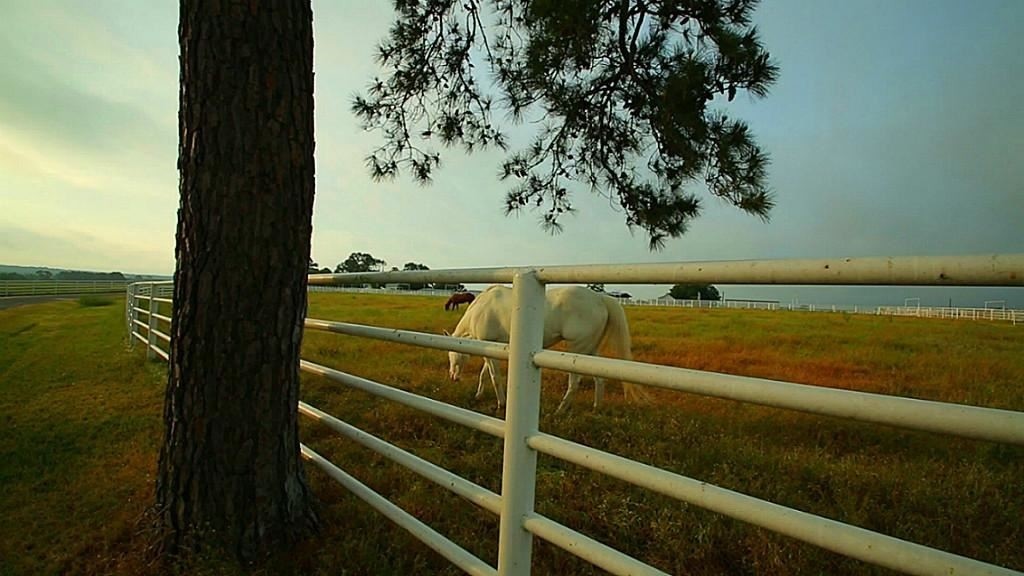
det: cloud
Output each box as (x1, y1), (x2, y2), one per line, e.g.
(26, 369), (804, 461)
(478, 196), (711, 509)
(0, 38), (173, 155)
(0, 222), (172, 274)
(1, 0), (1021, 305)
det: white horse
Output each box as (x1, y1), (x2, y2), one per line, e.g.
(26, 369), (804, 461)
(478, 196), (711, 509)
(445, 285), (648, 413)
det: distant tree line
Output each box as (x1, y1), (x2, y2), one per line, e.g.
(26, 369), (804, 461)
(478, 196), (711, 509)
(309, 252), (463, 291)
(0, 269), (129, 281)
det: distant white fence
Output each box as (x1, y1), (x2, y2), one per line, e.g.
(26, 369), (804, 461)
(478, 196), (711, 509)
(877, 305), (1022, 324)
(128, 254), (1024, 576)
(0, 279), (128, 297)
(309, 285), (458, 298)
(310, 284), (1023, 325)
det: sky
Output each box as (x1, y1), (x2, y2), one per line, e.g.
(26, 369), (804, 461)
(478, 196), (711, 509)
(1, 1), (1022, 306)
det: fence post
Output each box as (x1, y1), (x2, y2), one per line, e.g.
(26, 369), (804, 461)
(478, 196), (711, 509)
(146, 284), (157, 360)
(496, 270), (545, 576)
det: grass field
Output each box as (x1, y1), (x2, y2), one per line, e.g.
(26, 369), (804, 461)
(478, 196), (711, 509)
(1, 293), (1022, 575)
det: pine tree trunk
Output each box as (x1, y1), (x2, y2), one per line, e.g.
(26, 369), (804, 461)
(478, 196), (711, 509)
(157, 0), (318, 560)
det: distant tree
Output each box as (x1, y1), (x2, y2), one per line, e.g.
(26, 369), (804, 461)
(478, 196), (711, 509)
(4, 268), (130, 282)
(308, 257), (320, 273)
(319, 267), (331, 274)
(402, 262), (431, 290)
(354, 0), (779, 249)
(48, 270), (126, 281)
(669, 283), (721, 301)
(587, 283), (605, 292)
(335, 252), (386, 273)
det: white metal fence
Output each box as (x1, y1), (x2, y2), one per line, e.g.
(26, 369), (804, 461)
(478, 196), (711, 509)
(877, 305), (1022, 324)
(126, 281), (173, 361)
(1, 279), (128, 297)
(127, 254), (1024, 576)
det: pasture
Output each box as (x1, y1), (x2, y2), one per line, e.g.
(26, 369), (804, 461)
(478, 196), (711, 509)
(1, 292), (1022, 574)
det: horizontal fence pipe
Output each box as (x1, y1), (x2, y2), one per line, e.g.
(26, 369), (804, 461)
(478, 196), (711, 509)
(300, 445), (497, 576)
(131, 318), (148, 329)
(522, 514), (670, 576)
(305, 319), (509, 360)
(151, 329), (171, 343)
(308, 254), (1024, 287)
(532, 254), (1024, 286)
(533, 351), (1024, 446)
(300, 360), (505, 439)
(527, 433), (1021, 576)
(153, 297), (173, 304)
(131, 332), (147, 344)
(132, 307), (150, 316)
(299, 402), (502, 516)
(301, 398), (671, 576)
(309, 268), (517, 286)
(152, 313), (172, 324)
(151, 346), (169, 362)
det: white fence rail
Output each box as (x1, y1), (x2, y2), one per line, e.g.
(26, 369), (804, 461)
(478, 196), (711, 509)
(1, 279), (128, 297)
(127, 253), (1024, 576)
(877, 305), (1022, 323)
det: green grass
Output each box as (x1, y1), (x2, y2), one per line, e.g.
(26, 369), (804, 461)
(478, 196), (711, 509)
(1, 293), (1022, 575)
(0, 298), (164, 575)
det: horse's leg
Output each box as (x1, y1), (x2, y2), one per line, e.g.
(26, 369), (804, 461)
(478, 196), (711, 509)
(593, 377), (605, 409)
(555, 372), (581, 415)
(562, 336), (603, 412)
(485, 357), (506, 409)
(476, 362), (488, 399)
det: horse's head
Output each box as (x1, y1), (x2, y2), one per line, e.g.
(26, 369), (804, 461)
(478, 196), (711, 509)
(443, 330), (466, 381)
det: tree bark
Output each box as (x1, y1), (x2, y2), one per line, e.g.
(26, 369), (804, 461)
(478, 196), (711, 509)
(157, 0), (318, 560)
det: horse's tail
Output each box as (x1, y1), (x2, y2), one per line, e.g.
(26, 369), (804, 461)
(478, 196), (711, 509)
(600, 295), (650, 404)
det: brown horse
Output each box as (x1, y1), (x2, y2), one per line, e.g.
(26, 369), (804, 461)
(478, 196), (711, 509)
(444, 291), (475, 311)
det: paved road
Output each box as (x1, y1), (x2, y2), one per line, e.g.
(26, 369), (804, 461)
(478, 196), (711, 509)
(0, 294), (86, 311)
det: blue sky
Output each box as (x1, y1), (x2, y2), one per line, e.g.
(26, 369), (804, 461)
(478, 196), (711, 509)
(1, 1), (1021, 305)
